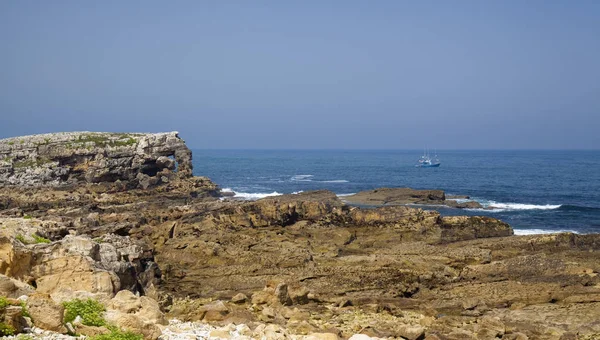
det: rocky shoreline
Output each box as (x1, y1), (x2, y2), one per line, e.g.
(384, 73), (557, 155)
(0, 132), (599, 339)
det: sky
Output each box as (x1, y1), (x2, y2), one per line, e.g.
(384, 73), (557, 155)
(0, 1), (599, 149)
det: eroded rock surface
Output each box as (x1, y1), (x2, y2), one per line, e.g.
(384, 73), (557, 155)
(0, 131), (193, 187)
(1, 133), (599, 339)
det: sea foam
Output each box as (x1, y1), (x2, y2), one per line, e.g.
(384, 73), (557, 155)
(514, 229), (579, 235)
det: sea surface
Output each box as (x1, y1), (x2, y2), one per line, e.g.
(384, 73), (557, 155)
(192, 150), (600, 235)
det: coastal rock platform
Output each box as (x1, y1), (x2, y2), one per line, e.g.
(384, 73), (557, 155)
(0, 132), (598, 339)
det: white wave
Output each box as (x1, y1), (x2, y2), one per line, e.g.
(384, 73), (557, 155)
(337, 193), (356, 197)
(291, 190), (304, 194)
(488, 202), (561, 211)
(291, 174), (314, 181)
(319, 180), (349, 183)
(221, 188), (234, 193)
(514, 229), (579, 235)
(234, 191), (283, 200)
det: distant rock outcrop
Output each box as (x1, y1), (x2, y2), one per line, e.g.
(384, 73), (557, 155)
(343, 187), (484, 209)
(0, 131), (193, 188)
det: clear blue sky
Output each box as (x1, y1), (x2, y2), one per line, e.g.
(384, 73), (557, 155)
(1, 1), (599, 149)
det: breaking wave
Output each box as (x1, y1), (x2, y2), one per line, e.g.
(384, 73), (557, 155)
(221, 188), (282, 200)
(290, 174), (348, 183)
(513, 229), (579, 235)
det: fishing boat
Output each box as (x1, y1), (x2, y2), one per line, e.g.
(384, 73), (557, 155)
(416, 149), (441, 167)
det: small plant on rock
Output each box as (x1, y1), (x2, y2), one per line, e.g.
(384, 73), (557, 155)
(63, 298), (106, 327)
(0, 296), (10, 309)
(0, 322), (15, 336)
(32, 234), (51, 244)
(15, 234), (27, 244)
(91, 326), (143, 340)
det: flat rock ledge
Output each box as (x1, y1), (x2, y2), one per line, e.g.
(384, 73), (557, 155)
(0, 131), (193, 188)
(343, 187), (484, 209)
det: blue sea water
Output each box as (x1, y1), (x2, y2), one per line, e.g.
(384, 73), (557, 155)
(191, 150), (600, 235)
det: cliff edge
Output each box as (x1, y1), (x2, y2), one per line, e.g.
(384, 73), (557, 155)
(0, 131), (193, 188)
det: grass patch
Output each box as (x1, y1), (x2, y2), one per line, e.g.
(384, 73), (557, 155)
(0, 322), (15, 336)
(7, 141), (14, 146)
(74, 133), (137, 148)
(15, 233), (51, 244)
(90, 327), (143, 340)
(0, 296), (10, 309)
(23, 215), (32, 219)
(63, 298), (106, 327)
(15, 234), (27, 244)
(32, 234), (51, 244)
(13, 158), (52, 169)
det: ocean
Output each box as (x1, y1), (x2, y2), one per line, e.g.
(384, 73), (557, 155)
(192, 150), (600, 235)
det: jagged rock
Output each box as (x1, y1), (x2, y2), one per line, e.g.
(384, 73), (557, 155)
(0, 131), (193, 187)
(26, 293), (66, 333)
(0, 274), (34, 298)
(104, 291), (166, 340)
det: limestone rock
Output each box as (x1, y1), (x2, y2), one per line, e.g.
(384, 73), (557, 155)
(26, 293), (66, 333)
(231, 293), (248, 304)
(0, 131), (193, 187)
(104, 291), (166, 339)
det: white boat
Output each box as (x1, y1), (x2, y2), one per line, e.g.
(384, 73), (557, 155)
(416, 149), (440, 167)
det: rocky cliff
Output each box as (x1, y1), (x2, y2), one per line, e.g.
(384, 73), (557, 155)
(1, 132), (599, 339)
(0, 132), (193, 188)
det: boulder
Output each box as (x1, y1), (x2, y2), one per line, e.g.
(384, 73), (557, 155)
(26, 293), (66, 333)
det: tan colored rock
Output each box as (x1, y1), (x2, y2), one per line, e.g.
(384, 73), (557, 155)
(305, 333), (340, 340)
(26, 293), (66, 333)
(108, 290), (142, 313)
(231, 293), (247, 304)
(104, 311), (162, 340)
(200, 300), (229, 322)
(74, 323), (110, 337)
(0, 274), (34, 298)
(398, 324), (425, 340)
(209, 329), (230, 339)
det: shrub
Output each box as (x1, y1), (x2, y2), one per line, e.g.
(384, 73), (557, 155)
(91, 327), (143, 340)
(0, 322), (15, 336)
(32, 234), (51, 244)
(0, 296), (9, 309)
(63, 299), (106, 327)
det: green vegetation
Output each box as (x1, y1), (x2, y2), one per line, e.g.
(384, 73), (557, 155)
(15, 233), (51, 244)
(13, 157), (52, 169)
(32, 234), (51, 244)
(0, 156), (12, 163)
(63, 298), (106, 327)
(19, 301), (31, 319)
(7, 141), (14, 146)
(0, 297), (18, 336)
(23, 215), (32, 219)
(0, 322), (15, 336)
(0, 296), (10, 309)
(16, 335), (34, 340)
(74, 133), (137, 148)
(15, 234), (27, 244)
(90, 327), (143, 340)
